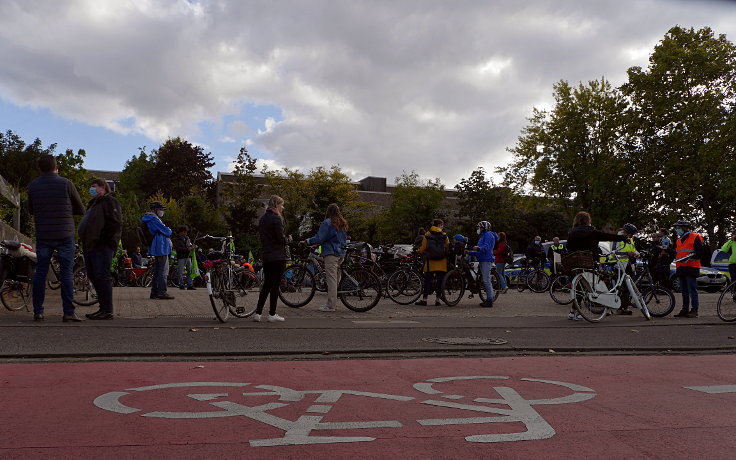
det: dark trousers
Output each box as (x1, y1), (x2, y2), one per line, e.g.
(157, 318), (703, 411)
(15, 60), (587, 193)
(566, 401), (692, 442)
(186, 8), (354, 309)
(257, 260), (286, 316)
(33, 237), (76, 315)
(84, 245), (114, 313)
(679, 275), (699, 312)
(422, 271), (445, 298)
(151, 256), (169, 296)
(729, 264), (736, 295)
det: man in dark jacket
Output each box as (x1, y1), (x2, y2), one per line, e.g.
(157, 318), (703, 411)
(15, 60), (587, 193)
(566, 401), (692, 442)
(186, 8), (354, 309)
(171, 225), (196, 290)
(27, 154), (86, 322)
(525, 236), (547, 269)
(78, 178), (122, 320)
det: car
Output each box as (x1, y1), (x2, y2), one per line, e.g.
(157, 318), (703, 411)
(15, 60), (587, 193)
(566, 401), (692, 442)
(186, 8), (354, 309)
(710, 249), (732, 281)
(666, 250), (729, 293)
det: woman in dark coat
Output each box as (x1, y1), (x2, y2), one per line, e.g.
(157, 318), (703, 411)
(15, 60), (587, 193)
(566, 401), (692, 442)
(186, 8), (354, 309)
(253, 195), (288, 322)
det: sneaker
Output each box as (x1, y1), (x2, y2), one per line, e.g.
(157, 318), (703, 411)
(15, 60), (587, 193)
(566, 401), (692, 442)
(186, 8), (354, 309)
(252, 314), (261, 322)
(318, 306), (336, 312)
(187, 286), (196, 290)
(480, 300), (494, 308)
(267, 314), (285, 322)
(567, 312), (575, 320)
(434, 298), (442, 306)
(179, 286), (186, 290)
(415, 299), (428, 306)
(567, 312), (582, 321)
(674, 310), (689, 318)
(501, 287), (508, 294)
(686, 311), (698, 318)
(574, 314), (583, 321)
(619, 309), (633, 315)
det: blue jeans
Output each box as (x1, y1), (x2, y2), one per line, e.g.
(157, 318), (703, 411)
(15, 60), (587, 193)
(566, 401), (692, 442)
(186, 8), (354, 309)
(479, 261), (494, 300)
(177, 257), (192, 288)
(33, 237), (76, 315)
(151, 255), (169, 296)
(84, 245), (114, 313)
(495, 262), (507, 289)
(680, 275), (699, 312)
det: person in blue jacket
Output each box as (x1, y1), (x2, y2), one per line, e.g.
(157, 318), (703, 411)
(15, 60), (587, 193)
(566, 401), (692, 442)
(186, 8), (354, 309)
(469, 220), (498, 308)
(303, 203), (348, 312)
(142, 201), (174, 300)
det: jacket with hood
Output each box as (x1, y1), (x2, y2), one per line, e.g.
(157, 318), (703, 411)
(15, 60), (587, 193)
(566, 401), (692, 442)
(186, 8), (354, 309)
(417, 226), (450, 272)
(142, 212), (172, 256)
(469, 230), (498, 263)
(77, 194), (122, 250)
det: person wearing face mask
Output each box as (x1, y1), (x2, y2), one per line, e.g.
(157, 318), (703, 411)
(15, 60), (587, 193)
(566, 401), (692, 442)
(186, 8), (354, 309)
(673, 220), (704, 318)
(469, 221), (498, 307)
(77, 179), (122, 319)
(524, 236), (547, 270)
(142, 201), (174, 300)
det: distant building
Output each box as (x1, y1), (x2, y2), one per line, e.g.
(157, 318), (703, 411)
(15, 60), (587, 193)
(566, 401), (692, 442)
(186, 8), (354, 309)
(87, 169), (121, 192)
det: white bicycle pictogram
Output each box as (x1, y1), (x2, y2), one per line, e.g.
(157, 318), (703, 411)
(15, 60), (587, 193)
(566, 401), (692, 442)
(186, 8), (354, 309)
(93, 376), (596, 446)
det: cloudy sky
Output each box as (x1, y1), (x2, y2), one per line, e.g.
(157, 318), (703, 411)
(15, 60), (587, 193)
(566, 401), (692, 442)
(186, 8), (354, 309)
(1, 0), (735, 187)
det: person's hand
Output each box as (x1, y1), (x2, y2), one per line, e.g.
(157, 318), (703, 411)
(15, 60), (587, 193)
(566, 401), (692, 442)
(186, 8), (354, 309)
(473, 246), (480, 251)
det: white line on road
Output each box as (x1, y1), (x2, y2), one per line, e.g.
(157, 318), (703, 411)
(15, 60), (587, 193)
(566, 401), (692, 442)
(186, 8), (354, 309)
(685, 385), (736, 394)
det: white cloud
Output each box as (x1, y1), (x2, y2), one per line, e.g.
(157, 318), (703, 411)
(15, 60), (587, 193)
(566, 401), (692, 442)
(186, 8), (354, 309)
(0, 0), (735, 186)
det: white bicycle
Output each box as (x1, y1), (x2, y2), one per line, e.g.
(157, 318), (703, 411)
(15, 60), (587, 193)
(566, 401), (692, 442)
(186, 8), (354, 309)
(569, 250), (651, 323)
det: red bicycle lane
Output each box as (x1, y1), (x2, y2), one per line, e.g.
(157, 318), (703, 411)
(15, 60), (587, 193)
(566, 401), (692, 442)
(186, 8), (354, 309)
(2, 355), (736, 459)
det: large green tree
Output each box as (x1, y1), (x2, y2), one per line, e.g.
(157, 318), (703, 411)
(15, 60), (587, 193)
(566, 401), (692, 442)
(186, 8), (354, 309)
(622, 26), (736, 245)
(380, 171), (447, 243)
(499, 78), (633, 230)
(223, 148), (264, 254)
(143, 137), (215, 200)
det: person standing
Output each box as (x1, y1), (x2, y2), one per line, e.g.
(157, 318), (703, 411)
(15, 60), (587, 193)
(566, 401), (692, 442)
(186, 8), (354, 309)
(492, 231), (511, 294)
(171, 225), (196, 290)
(721, 229), (736, 300)
(254, 195), (288, 322)
(470, 221), (498, 308)
(78, 178), (122, 320)
(27, 154), (86, 322)
(415, 219), (449, 306)
(673, 220), (704, 318)
(525, 236), (547, 269)
(303, 203), (348, 312)
(142, 201), (174, 300)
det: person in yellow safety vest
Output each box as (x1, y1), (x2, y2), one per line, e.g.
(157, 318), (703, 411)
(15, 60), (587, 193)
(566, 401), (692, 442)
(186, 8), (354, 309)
(547, 237), (567, 274)
(672, 220), (704, 318)
(612, 223), (639, 315)
(720, 229), (736, 301)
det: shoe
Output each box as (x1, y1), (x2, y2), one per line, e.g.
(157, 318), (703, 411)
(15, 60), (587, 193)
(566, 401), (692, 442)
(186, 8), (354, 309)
(62, 313), (84, 322)
(674, 310), (689, 317)
(502, 288), (508, 294)
(267, 314), (285, 322)
(434, 299), (442, 306)
(620, 309), (633, 315)
(686, 311), (698, 318)
(157, 294), (175, 300)
(187, 287), (196, 290)
(33, 314), (44, 322)
(88, 312), (114, 320)
(318, 306), (336, 312)
(574, 314), (583, 321)
(252, 314), (261, 322)
(150, 293), (158, 299)
(567, 312), (582, 321)
(480, 300), (494, 308)
(85, 309), (105, 319)
(415, 299), (428, 306)
(179, 286), (186, 290)
(567, 312), (575, 320)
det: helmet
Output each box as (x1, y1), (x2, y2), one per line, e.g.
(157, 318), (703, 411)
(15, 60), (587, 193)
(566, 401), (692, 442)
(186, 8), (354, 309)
(477, 221), (491, 231)
(623, 223), (638, 235)
(453, 234), (468, 243)
(150, 201), (167, 210)
(673, 220), (691, 229)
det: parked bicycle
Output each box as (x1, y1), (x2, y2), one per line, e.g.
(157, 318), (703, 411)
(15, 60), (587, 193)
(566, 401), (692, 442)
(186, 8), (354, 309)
(40, 244), (97, 306)
(511, 257), (550, 293)
(716, 278), (736, 322)
(196, 235), (258, 322)
(384, 251), (424, 305)
(440, 243), (501, 307)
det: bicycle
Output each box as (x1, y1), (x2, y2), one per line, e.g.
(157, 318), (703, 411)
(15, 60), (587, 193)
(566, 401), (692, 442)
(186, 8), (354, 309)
(384, 251), (424, 305)
(440, 246), (501, 307)
(41, 245), (98, 306)
(568, 250), (651, 323)
(629, 250), (675, 317)
(196, 235), (257, 322)
(716, 278), (736, 322)
(0, 240), (34, 311)
(513, 257), (550, 293)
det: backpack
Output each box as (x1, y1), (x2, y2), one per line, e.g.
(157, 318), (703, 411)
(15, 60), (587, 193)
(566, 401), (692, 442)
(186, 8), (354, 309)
(137, 221), (154, 247)
(425, 232), (447, 260)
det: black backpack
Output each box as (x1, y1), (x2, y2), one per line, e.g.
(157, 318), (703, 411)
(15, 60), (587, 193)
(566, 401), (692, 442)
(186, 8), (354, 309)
(137, 221), (154, 247)
(425, 232), (447, 260)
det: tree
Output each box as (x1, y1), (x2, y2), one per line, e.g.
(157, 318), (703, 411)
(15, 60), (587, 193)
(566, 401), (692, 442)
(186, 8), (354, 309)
(381, 171), (447, 243)
(454, 167), (519, 238)
(143, 137), (215, 200)
(622, 26), (736, 246)
(499, 78), (633, 231)
(223, 148), (264, 254)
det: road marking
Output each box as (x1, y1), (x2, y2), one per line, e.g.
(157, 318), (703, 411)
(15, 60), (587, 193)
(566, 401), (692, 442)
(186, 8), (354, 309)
(685, 385), (736, 394)
(351, 320), (419, 324)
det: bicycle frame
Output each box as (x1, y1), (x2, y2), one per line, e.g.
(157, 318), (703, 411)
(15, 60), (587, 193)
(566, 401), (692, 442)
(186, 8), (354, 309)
(574, 251), (648, 314)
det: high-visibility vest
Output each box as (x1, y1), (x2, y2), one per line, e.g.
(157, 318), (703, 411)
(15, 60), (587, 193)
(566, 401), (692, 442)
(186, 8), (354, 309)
(550, 244), (565, 253)
(676, 232), (702, 269)
(615, 238), (636, 262)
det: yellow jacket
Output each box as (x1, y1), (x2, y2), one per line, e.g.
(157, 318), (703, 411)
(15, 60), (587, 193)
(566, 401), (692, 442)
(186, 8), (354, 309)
(418, 226), (450, 272)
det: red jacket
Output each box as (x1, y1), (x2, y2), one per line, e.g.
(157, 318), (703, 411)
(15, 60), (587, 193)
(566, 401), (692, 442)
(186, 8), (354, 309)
(493, 242), (510, 263)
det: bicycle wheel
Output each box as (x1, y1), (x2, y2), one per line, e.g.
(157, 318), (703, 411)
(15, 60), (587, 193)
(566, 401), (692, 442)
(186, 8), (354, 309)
(527, 269), (551, 293)
(279, 265), (316, 308)
(230, 270), (258, 318)
(210, 267), (230, 323)
(516, 272), (527, 292)
(1, 281), (31, 311)
(572, 272), (608, 322)
(642, 285), (675, 317)
(72, 266), (99, 306)
(491, 272), (501, 302)
(717, 281), (736, 322)
(339, 268), (381, 312)
(549, 274), (573, 305)
(386, 269), (423, 305)
(47, 259), (61, 290)
(440, 269), (465, 306)
(141, 268), (153, 287)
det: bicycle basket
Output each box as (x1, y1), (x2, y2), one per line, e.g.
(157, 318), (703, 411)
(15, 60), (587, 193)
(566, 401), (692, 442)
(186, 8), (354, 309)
(561, 250), (595, 273)
(207, 251), (224, 261)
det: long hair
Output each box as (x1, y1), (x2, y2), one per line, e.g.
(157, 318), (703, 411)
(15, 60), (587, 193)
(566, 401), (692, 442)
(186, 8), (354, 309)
(498, 231), (507, 242)
(91, 178), (111, 194)
(326, 203), (348, 231)
(268, 195), (284, 209)
(573, 211), (591, 227)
